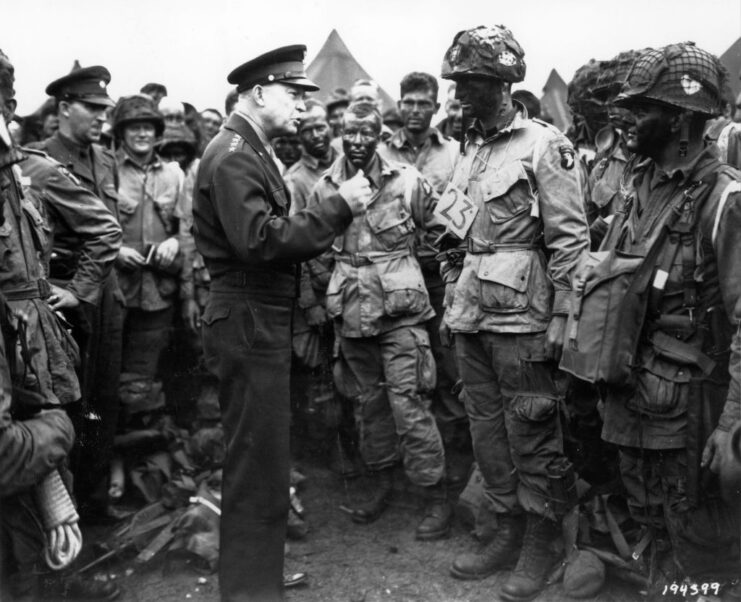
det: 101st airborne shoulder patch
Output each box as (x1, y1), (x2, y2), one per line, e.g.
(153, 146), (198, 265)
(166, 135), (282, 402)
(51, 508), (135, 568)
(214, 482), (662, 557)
(559, 145), (575, 170)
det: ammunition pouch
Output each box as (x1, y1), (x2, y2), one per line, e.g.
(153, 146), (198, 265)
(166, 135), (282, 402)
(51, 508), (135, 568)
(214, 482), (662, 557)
(560, 168), (719, 389)
(686, 377), (729, 508)
(548, 457), (578, 518)
(49, 249), (79, 282)
(560, 249), (645, 386)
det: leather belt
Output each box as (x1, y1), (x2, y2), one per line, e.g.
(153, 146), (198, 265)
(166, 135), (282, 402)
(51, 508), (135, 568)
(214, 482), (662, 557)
(466, 238), (539, 254)
(334, 249), (411, 267)
(2, 279), (52, 301)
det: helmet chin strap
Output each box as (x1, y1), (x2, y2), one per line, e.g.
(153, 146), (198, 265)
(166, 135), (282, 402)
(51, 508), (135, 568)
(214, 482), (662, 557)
(678, 119), (689, 158)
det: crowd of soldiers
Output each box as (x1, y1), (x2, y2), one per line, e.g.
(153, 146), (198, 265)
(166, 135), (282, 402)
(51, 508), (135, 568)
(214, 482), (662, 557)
(1, 22), (741, 602)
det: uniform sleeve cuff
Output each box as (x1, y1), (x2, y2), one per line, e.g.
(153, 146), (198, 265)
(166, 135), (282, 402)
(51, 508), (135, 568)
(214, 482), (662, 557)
(552, 290), (571, 316)
(718, 402), (741, 431)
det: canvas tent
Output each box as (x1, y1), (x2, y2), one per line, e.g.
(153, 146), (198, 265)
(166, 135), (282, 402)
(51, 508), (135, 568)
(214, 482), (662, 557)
(307, 29), (396, 111)
(539, 69), (571, 132)
(720, 37), (741, 100)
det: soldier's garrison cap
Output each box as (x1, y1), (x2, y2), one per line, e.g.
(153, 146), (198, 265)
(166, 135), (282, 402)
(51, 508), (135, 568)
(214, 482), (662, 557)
(46, 65), (115, 108)
(227, 45), (318, 93)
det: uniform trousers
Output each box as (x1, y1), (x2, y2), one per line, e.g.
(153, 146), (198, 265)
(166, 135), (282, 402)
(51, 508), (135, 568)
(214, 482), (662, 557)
(618, 446), (740, 578)
(424, 274), (467, 445)
(455, 331), (565, 520)
(338, 325), (445, 487)
(202, 287), (292, 602)
(69, 274), (124, 507)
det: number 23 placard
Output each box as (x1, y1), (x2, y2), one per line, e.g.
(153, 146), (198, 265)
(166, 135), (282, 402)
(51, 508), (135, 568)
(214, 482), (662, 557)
(434, 182), (479, 239)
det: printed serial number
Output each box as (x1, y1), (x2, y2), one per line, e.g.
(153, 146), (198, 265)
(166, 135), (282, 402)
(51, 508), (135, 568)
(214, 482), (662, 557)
(661, 582), (721, 597)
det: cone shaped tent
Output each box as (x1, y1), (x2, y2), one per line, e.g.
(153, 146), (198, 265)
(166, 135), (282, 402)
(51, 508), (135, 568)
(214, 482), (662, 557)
(539, 69), (571, 132)
(720, 37), (741, 99)
(307, 29), (396, 111)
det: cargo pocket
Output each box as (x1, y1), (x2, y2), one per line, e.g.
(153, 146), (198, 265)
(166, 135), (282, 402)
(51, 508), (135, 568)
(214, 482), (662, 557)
(366, 198), (415, 251)
(324, 270), (346, 319)
(411, 328), (436, 394)
(591, 177), (619, 210)
(155, 273), (178, 298)
(117, 193), (139, 225)
(0, 220), (12, 262)
(480, 161), (532, 223)
(201, 303), (230, 327)
(508, 395), (559, 456)
(628, 349), (690, 417)
(102, 183), (119, 207)
(477, 251), (531, 313)
(379, 268), (428, 317)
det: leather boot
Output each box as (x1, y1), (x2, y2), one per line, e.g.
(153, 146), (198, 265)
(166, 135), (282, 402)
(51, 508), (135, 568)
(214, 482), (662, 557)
(348, 467), (393, 524)
(415, 480), (453, 541)
(450, 514), (524, 580)
(500, 513), (560, 601)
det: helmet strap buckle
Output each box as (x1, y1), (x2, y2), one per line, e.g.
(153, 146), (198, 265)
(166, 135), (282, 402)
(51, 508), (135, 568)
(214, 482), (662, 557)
(678, 120), (689, 158)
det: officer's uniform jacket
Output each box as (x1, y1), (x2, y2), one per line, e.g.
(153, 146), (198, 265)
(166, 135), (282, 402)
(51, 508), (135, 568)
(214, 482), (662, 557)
(308, 153), (443, 338)
(115, 148), (183, 311)
(34, 132), (119, 215)
(19, 149), (121, 305)
(193, 112), (352, 297)
(601, 148), (741, 449)
(383, 127), (459, 195)
(442, 108), (589, 334)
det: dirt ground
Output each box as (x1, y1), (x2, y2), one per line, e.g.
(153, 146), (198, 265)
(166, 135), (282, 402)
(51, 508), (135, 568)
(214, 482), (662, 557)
(83, 457), (641, 602)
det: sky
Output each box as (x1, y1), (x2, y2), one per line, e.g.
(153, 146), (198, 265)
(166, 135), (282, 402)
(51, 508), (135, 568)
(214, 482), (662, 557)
(4, 0), (741, 116)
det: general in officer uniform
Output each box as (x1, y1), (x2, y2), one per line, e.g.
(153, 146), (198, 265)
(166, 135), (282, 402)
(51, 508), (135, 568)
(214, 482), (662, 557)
(192, 45), (369, 601)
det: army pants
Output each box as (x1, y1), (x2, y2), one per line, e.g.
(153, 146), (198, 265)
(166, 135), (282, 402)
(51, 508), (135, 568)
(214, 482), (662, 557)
(338, 325), (445, 487)
(0, 492), (45, 599)
(455, 331), (565, 520)
(202, 288), (292, 602)
(618, 446), (740, 578)
(425, 276), (468, 446)
(65, 273), (123, 509)
(121, 306), (174, 379)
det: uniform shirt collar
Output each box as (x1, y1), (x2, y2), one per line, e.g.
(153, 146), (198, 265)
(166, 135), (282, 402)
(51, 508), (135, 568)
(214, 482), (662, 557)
(326, 151), (398, 187)
(388, 127), (444, 150)
(116, 146), (162, 170)
(300, 146), (337, 171)
(234, 109), (271, 150)
(467, 100), (528, 143)
(638, 146), (717, 190)
(56, 131), (90, 159)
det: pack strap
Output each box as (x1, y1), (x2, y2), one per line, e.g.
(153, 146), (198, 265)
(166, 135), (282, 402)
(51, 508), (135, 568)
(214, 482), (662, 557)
(711, 180), (741, 249)
(650, 330), (716, 376)
(644, 174), (716, 316)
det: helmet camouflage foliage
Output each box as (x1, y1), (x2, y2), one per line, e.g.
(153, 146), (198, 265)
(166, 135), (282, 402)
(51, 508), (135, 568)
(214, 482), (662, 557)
(0, 49), (15, 100)
(568, 51), (644, 136)
(567, 59), (603, 111)
(441, 25), (526, 83)
(592, 50), (642, 103)
(615, 42), (728, 116)
(567, 59), (609, 139)
(112, 94), (165, 138)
